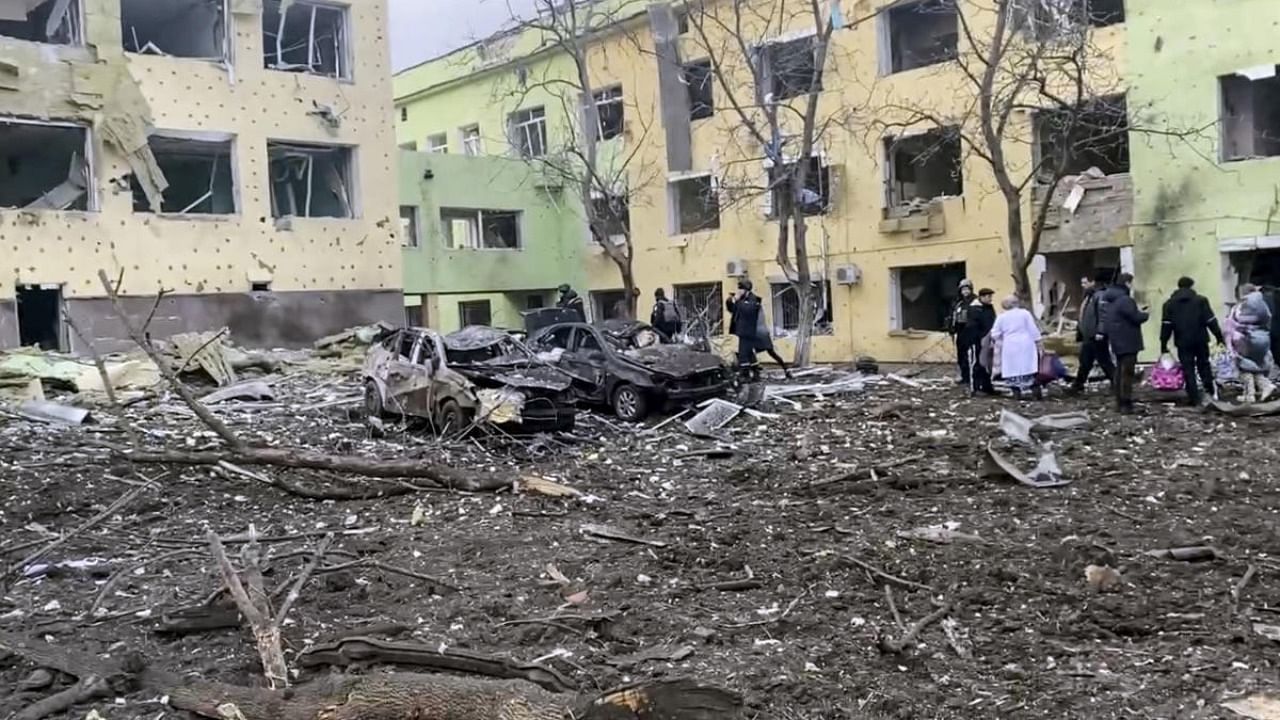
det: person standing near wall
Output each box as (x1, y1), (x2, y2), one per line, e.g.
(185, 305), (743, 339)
(557, 284), (586, 322)
(1102, 273), (1149, 414)
(964, 288), (998, 396)
(1228, 284), (1276, 403)
(1068, 272), (1117, 395)
(1159, 276), (1225, 406)
(948, 279), (977, 386)
(651, 288), (683, 338)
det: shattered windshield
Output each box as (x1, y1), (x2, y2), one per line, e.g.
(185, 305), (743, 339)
(445, 336), (528, 365)
(608, 328), (662, 352)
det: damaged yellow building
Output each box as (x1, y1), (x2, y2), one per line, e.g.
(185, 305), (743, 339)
(0, 0), (402, 351)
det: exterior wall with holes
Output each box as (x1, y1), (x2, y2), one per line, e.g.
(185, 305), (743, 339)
(394, 0), (1128, 363)
(0, 0), (402, 349)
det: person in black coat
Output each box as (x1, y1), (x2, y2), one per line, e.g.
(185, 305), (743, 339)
(1160, 276), (1226, 406)
(963, 288), (998, 395)
(650, 288), (683, 338)
(557, 284), (586, 321)
(1102, 273), (1149, 413)
(725, 280), (791, 377)
(1068, 271), (1117, 395)
(948, 279), (976, 385)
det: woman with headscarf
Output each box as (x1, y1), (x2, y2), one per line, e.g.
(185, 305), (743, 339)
(990, 295), (1044, 400)
(1229, 284), (1276, 403)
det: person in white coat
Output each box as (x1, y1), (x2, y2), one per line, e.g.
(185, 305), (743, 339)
(990, 295), (1044, 400)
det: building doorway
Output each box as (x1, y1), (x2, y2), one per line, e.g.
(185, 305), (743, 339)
(17, 284), (64, 351)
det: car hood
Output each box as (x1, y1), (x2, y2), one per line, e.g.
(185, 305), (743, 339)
(621, 344), (725, 377)
(455, 364), (573, 392)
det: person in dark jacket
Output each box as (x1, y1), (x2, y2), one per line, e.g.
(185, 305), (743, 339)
(1160, 277), (1226, 406)
(963, 288), (998, 396)
(948, 279), (976, 385)
(1068, 271), (1117, 395)
(1102, 273), (1149, 413)
(1263, 285), (1280, 371)
(557, 284), (586, 321)
(726, 280), (791, 377)
(650, 288), (683, 338)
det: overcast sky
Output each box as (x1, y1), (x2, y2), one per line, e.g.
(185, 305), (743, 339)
(389, 0), (540, 72)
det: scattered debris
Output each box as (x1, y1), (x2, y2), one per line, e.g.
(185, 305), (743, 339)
(684, 399), (743, 436)
(581, 524), (668, 548)
(1085, 564), (1123, 593)
(605, 645), (695, 669)
(1254, 624), (1280, 643)
(16, 400), (90, 425)
(201, 380), (276, 405)
(897, 524), (984, 545)
(981, 443), (1069, 488)
(1144, 546), (1219, 562)
(998, 409), (1090, 443)
(1223, 693), (1280, 720)
(171, 330), (237, 386)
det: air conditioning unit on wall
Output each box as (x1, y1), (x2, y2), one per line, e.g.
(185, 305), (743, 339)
(834, 264), (862, 286)
(725, 258), (749, 277)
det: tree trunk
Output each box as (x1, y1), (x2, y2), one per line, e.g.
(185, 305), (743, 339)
(1005, 190), (1034, 304)
(620, 251), (637, 320)
(791, 216), (814, 368)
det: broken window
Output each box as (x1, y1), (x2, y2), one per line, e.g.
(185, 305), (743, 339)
(760, 35), (823, 101)
(440, 208), (521, 249)
(121, 0), (226, 59)
(768, 156), (831, 218)
(16, 285), (64, 351)
(525, 293), (546, 310)
(0, 0), (81, 45)
(132, 135), (235, 214)
(426, 133), (448, 154)
(461, 125), (483, 156)
(1221, 67), (1280, 162)
(267, 142), (354, 219)
(400, 205), (420, 248)
(683, 59), (714, 120)
(593, 86), (625, 141)
(885, 128), (963, 208)
(1020, 0), (1125, 38)
(590, 192), (630, 246)
(671, 175), (720, 234)
(890, 262), (967, 332)
(885, 0), (958, 74)
(510, 107), (547, 158)
(674, 282), (724, 336)
(769, 282), (833, 334)
(262, 0), (350, 80)
(1035, 94), (1129, 178)
(0, 119), (91, 211)
(590, 290), (628, 321)
(458, 300), (492, 328)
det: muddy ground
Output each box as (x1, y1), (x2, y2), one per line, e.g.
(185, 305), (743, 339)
(1, 371), (1277, 719)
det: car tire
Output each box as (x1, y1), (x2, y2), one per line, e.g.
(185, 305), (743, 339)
(363, 380), (384, 419)
(436, 399), (470, 437)
(611, 383), (649, 422)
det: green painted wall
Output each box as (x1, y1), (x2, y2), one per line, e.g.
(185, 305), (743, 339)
(1129, 0), (1280, 342)
(398, 150), (588, 300)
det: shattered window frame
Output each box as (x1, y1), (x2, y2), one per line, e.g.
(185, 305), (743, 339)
(1219, 67), (1280, 163)
(132, 132), (238, 216)
(120, 0), (231, 62)
(884, 127), (965, 208)
(0, 117), (95, 212)
(670, 174), (721, 235)
(266, 140), (357, 220)
(460, 124), (483, 156)
(760, 35), (824, 102)
(768, 156), (832, 219)
(589, 190), (630, 246)
(426, 133), (449, 154)
(440, 207), (522, 250)
(592, 85), (625, 141)
(683, 59), (715, 121)
(890, 262), (968, 332)
(262, 0), (352, 81)
(458, 300), (493, 328)
(1017, 0), (1126, 40)
(0, 0), (84, 46)
(1032, 93), (1131, 180)
(769, 281), (834, 335)
(400, 205), (421, 248)
(884, 0), (959, 75)
(509, 106), (547, 159)
(674, 282), (724, 337)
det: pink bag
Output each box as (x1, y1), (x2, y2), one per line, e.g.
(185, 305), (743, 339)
(1148, 354), (1185, 391)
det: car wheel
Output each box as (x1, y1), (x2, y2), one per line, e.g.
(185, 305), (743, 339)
(363, 381), (384, 419)
(436, 399), (470, 437)
(611, 384), (649, 422)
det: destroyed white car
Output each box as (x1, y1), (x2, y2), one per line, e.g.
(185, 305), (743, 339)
(363, 326), (577, 434)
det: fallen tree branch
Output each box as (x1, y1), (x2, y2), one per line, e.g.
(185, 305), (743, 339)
(878, 600), (954, 654)
(273, 535), (332, 626)
(4, 483), (151, 581)
(13, 675), (111, 720)
(207, 529), (288, 688)
(217, 461), (416, 500)
(841, 554), (934, 592)
(314, 557), (460, 594)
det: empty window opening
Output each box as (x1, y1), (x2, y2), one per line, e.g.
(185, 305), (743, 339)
(1036, 95), (1129, 179)
(399, 107), (407, 122)
(891, 262), (967, 332)
(251, 281), (272, 292)
(400, 205), (420, 247)
(458, 300), (492, 328)
(267, 142), (354, 218)
(525, 293), (546, 310)
(675, 7), (689, 34)
(426, 133), (448, 154)
(399, 141), (418, 151)
(441, 208), (521, 249)
(675, 282), (724, 336)
(770, 282), (833, 334)
(1228, 249), (1280, 300)
(1040, 248), (1120, 321)
(262, 0), (349, 80)
(886, 128), (963, 208)
(1221, 67), (1280, 162)
(121, 0), (225, 59)
(16, 285), (64, 351)
(132, 135), (235, 214)
(0, 0), (80, 45)
(683, 59), (715, 120)
(590, 192), (630, 246)
(671, 175), (720, 234)
(886, 0), (958, 74)
(761, 36), (822, 101)
(510, 107), (547, 158)
(590, 290), (628, 321)
(461, 125), (483, 156)
(1023, 0), (1125, 37)
(0, 120), (91, 211)
(593, 86), (625, 141)
(770, 156), (831, 218)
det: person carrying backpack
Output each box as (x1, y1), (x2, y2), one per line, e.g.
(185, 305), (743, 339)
(651, 288), (683, 338)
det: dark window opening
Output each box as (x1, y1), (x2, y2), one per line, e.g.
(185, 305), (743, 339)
(525, 293), (546, 310)
(251, 281), (272, 292)
(1221, 68), (1280, 162)
(397, 331), (418, 360)
(122, 0), (225, 59)
(887, 0), (958, 74)
(893, 262), (967, 332)
(458, 300), (492, 328)
(441, 208), (521, 249)
(574, 330), (603, 353)
(769, 282), (833, 334)
(593, 86), (624, 141)
(262, 0), (349, 79)
(0, 120), (90, 211)
(267, 141), (354, 218)
(1035, 94), (1130, 179)
(683, 59), (715, 120)
(16, 285), (64, 351)
(675, 7), (689, 34)
(590, 192), (630, 246)
(886, 128), (963, 207)
(675, 282), (724, 336)
(771, 156), (831, 218)
(132, 135), (235, 214)
(590, 290), (628, 321)
(399, 107), (408, 122)
(1024, 0), (1125, 36)
(399, 205), (420, 247)
(0, 0), (80, 45)
(672, 175), (720, 234)
(763, 36), (822, 101)
(399, 141), (418, 151)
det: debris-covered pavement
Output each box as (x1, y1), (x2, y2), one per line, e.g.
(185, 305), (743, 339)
(2, 349), (1279, 719)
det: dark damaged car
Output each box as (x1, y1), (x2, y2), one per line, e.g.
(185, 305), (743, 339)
(363, 326), (576, 434)
(529, 320), (731, 421)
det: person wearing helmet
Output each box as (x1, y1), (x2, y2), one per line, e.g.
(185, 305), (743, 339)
(556, 283), (585, 321)
(726, 279), (791, 378)
(948, 279), (977, 385)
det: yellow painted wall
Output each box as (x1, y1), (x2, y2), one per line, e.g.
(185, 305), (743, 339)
(1, 0), (400, 301)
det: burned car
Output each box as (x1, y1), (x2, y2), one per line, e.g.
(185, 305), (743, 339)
(528, 320), (731, 421)
(363, 326), (576, 434)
